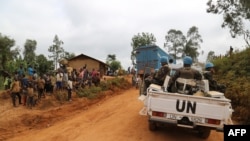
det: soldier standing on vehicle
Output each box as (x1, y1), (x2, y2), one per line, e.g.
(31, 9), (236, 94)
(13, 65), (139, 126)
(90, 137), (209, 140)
(203, 62), (226, 93)
(170, 56), (202, 94)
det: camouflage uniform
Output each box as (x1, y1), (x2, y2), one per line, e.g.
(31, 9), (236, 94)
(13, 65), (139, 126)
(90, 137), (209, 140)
(153, 64), (171, 85)
(171, 66), (202, 94)
(203, 71), (226, 93)
(172, 67), (202, 80)
(144, 64), (171, 95)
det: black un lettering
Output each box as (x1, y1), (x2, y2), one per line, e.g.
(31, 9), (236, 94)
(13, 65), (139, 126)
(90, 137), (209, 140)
(176, 99), (196, 114)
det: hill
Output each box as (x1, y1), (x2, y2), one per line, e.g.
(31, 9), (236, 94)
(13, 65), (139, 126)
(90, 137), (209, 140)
(212, 47), (250, 124)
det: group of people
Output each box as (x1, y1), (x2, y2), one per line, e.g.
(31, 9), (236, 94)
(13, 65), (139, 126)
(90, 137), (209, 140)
(143, 56), (226, 95)
(72, 66), (101, 88)
(4, 63), (103, 108)
(8, 74), (45, 108)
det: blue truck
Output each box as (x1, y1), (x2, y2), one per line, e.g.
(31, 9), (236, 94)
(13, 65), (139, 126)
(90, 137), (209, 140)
(134, 45), (175, 95)
(135, 45), (175, 75)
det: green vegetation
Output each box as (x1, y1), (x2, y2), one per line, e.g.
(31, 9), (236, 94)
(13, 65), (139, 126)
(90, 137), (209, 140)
(130, 32), (157, 65)
(0, 33), (75, 76)
(212, 47), (250, 124)
(76, 77), (130, 99)
(164, 26), (203, 61)
(77, 86), (102, 99)
(54, 91), (68, 103)
(207, 0), (250, 45)
(106, 54), (122, 73)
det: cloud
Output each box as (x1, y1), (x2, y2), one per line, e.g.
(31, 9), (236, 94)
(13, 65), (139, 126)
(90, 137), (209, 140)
(0, 0), (247, 70)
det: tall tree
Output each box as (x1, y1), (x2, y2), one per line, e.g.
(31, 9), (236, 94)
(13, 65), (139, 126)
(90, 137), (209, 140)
(164, 29), (186, 60)
(48, 35), (64, 70)
(207, 51), (215, 62)
(207, 0), (250, 45)
(0, 33), (19, 70)
(23, 39), (37, 64)
(131, 32), (156, 65)
(164, 27), (203, 62)
(184, 26), (203, 61)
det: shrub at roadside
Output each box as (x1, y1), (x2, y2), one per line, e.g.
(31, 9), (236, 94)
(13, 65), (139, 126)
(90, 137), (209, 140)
(76, 77), (131, 99)
(212, 47), (250, 124)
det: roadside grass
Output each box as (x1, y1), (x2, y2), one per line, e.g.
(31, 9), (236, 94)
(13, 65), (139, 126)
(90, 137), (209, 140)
(76, 76), (131, 99)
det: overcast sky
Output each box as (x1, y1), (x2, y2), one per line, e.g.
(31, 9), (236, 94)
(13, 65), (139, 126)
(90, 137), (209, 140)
(0, 0), (247, 69)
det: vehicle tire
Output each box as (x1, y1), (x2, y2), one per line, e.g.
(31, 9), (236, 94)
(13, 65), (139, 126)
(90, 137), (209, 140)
(197, 127), (211, 139)
(149, 121), (157, 131)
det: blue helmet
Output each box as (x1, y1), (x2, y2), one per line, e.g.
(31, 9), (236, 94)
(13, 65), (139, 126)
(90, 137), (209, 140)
(205, 62), (214, 69)
(183, 56), (192, 65)
(160, 56), (168, 63)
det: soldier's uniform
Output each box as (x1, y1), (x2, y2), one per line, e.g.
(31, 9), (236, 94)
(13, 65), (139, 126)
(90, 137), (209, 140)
(203, 71), (226, 93)
(170, 56), (202, 95)
(204, 62), (226, 93)
(143, 56), (171, 95)
(171, 67), (202, 95)
(153, 64), (171, 85)
(172, 67), (202, 81)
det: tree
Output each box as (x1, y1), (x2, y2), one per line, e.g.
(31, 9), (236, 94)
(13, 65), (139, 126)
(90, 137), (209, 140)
(36, 54), (53, 75)
(184, 26), (203, 61)
(63, 51), (75, 60)
(164, 26), (203, 62)
(23, 39), (37, 64)
(207, 0), (250, 45)
(109, 61), (121, 73)
(106, 54), (116, 64)
(207, 51), (215, 62)
(48, 35), (64, 70)
(106, 54), (121, 72)
(0, 33), (19, 70)
(164, 29), (186, 60)
(131, 32), (156, 65)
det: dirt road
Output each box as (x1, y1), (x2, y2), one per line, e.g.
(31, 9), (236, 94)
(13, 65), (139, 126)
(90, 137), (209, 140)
(2, 86), (223, 141)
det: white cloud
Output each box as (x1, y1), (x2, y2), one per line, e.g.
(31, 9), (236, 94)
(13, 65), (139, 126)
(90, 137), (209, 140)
(0, 0), (247, 70)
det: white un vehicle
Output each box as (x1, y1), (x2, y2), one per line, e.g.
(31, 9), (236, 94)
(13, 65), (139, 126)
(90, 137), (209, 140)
(138, 70), (234, 139)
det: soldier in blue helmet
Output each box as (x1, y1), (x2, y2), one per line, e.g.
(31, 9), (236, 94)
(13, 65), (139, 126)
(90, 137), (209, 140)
(204, 62), (226, 93)
(154, 56), (171, 84)
(143, 56), (171, 95)
(170, 56), (202, 94)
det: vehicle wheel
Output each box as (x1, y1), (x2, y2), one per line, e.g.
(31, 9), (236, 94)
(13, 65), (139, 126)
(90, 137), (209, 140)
(197, 127), (211, 139)
(149, 121), (157, 131)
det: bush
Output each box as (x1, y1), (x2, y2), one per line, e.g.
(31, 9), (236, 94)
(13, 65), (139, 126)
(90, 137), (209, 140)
(212, 47), (250, 124)
(76, 87), (102, 99)
(76, 77), (131, 99)
(54, 91), (68, 103)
